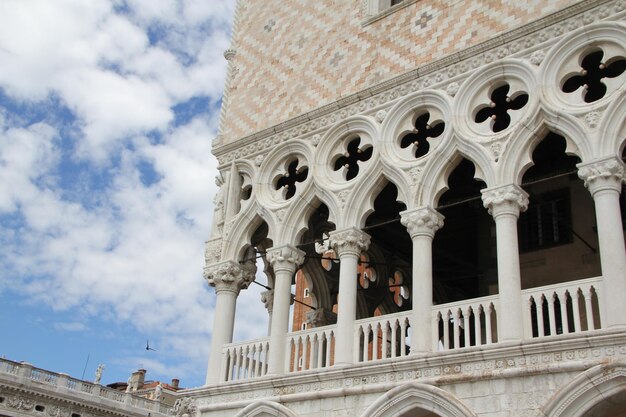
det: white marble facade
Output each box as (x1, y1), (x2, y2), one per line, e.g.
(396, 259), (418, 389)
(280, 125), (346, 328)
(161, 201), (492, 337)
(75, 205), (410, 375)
(199, 0), (626, 416)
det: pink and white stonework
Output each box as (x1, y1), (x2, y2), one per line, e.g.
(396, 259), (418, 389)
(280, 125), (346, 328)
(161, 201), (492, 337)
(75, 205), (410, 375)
(199, 0), (626, 416)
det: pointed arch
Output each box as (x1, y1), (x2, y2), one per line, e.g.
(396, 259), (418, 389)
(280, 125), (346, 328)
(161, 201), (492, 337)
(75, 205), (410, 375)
(341, 168), (408, 229)
(279, 191), (337, 246)
(361, 382), (476, 417)
(233, 400), (298, 417)
(541, 360), (626, 417)
(417, 139), (492, 208)
(598, 89), (626, 157)
(222, 202), (276, 261)
(499, 107), (589, 185)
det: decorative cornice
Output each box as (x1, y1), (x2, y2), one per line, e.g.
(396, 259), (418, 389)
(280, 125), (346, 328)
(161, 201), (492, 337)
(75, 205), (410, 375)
(481, 184), (529, 217)
(203, 260), (255, 294)
(212, 0), (616, 165)
(578, 156), (625, 195)
(265, 245), (305, 274)
(329, 228), (371, 257)
(400, 207), (445, 239)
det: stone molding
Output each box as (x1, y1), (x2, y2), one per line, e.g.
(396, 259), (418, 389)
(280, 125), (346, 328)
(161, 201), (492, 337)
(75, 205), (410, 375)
(213, 0), (617, 163)
(400, 207), (445, 239)
(191, 331), (626, 409)
(203, 260), (255, 294)
(578, 156), (626, 195)
(481, 184), (529, 218)
(329, 228), (371, 258)
(265, 245), (305, 274)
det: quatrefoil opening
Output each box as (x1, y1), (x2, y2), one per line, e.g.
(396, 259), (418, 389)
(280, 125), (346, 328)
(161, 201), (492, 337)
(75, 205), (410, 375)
(562, 49), (626, 103)
(275, 158), (309, 200)
(332, 137), (373, 181)
(399, 111), (445, 158)
(474, 83), (529, 133)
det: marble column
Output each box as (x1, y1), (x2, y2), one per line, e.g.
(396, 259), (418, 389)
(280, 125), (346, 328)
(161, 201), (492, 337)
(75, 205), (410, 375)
(329, 228), (371, 366)
(266, 245), (305, 374)
(400, 207), (444, 353)
(204, 261), (255, 385)
(482, 184), (529, 342)
(578, 157), (626, 328)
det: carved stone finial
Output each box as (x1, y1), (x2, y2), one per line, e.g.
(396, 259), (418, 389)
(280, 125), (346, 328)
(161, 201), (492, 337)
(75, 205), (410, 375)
(266, 245), (305, 273)
(481, 184), (529, 218)
(223, 48), (237, 61)
(203, 260), (255, 294)
(578, 157), (625, 195)
(329, 228), (371, 257)
(400, 207), (444, 239)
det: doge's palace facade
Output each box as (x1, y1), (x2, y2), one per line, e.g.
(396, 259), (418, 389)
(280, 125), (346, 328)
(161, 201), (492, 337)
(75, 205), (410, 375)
(194, 1), (626, 416)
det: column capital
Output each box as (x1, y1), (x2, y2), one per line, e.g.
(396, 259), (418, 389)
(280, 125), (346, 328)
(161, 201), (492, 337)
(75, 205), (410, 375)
(481, 184), (529, 218)
(578, 156), (625, 196)
(400, 207), (444, 239)
(203, 260), (255, 294)
(329, 227), (371, 257)
(266, 245), (305, 274)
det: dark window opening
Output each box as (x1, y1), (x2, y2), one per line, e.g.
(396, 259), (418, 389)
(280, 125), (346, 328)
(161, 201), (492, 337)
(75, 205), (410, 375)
(35, 405), (45, 412)
(434, 159), (492, 304)
(519, 189), (573, 252)
(400, 111), (445, 158)
(275, 158), (308, 200)
(562, 49), (626, 103)
(333, 137), (373, 181)
(475, 83), (528, 133)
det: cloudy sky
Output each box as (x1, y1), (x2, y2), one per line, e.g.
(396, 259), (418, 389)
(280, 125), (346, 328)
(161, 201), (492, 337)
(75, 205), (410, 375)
(0, 0), (269, 388)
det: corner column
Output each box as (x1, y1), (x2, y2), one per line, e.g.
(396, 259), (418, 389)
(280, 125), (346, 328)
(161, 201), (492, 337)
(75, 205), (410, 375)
(401, 207), (444, 354)
(579, 157), (626, 328)
(329, 228), (371, 366)
(204, 261), (255, 385)
(482, 184), (529, 342)
(266, 245), (305, 375)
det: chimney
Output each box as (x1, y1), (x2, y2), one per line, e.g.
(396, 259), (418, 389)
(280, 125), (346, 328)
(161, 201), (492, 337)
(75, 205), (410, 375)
(129, 369), (146, 391)
(170, 378), (180, 389)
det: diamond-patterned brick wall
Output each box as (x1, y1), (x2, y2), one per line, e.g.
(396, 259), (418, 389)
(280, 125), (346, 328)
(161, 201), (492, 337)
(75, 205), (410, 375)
(220, 0), (577, 145)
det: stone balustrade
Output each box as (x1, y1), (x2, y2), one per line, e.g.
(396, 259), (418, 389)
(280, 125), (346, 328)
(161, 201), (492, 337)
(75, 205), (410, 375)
(0, 359), (172, 417)
(218, 276), (606, 384)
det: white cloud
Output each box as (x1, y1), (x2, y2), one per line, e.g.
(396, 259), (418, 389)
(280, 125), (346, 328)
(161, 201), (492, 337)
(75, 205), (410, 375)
(0, 0), (250, 385)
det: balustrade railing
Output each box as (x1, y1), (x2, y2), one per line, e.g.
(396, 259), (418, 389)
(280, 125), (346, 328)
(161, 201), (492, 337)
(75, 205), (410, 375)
(0, 358), (171, 414)
(287, 326), (335, 372)
(432, 295), (499, 351)
(221, 338), (270, 382)
(355, 312), (411, 363)
(522, 276), (602, 338)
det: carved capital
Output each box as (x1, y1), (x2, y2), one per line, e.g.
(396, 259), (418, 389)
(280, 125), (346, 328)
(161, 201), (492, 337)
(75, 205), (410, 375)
(329, 228), (371, 258)
(481, 184), (529, 218)
(203, 261), (255, 294)
(578, 157), (625, 196)
(266, 245), (305, 274)
(260, 289), (274, 313)
(400, 207), (444, 239)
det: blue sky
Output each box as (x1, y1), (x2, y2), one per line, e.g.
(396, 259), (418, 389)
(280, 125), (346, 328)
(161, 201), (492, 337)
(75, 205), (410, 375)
(0, 0), (268, 389)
